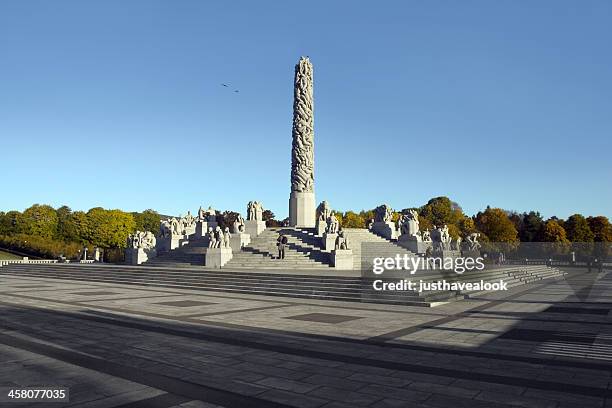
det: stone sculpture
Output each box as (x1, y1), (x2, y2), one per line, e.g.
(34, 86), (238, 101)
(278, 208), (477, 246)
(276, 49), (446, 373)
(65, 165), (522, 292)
(182, 211), (195, 227)
(232, 214), (245, 234)
(374, 204), (393, 223)
(169, 217), (180, 235)
(128, 230), (156, 250)
(198, 206), (206, 222)
(326, 212), (340, 234)
(214, 226), (223, 248)
(247, 201), (264, 221)
(431, 225), (452, 251)
(159, 220), (172, 238)
(454, 236), (463, 251)
(334, 230), (350, 250)
(207, 227), (217, 248)
(204, 207), (216, 222)
(291, 57), (315, 193)
(222, 227), (232, 249)
(465, 232), (481, 251)
(289, 57), (316, 228)
(397, 211), (419, 236)
(422, 230), (432, 242)
(316, 201), (332, 222)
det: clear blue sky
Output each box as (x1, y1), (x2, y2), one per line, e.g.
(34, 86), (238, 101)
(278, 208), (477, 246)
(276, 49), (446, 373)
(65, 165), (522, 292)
(1, 1), (610, 219)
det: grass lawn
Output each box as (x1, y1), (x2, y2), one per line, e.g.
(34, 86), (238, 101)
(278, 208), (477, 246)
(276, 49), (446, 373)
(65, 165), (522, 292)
(0, 249), (22, 260)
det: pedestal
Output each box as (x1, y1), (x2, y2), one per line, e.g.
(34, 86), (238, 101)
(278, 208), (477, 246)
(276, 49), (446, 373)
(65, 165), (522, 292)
(125, 248), (157, 265)
(331, 249), (353, 269)
(397, 235), (432, 254)
(229, 233), (251, 250)
(244, 220), (266, 237)
(196, 221), (218, 238)
(372, 221), (398, 240)
(157, 235), (188, 252)
(289, 191), (315, 228)
(204, 247), (233, 268)
(322, 232), (338, 251)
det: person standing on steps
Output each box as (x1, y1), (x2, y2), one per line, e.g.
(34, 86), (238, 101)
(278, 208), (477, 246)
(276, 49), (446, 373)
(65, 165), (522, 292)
(277, 233), (288, 260)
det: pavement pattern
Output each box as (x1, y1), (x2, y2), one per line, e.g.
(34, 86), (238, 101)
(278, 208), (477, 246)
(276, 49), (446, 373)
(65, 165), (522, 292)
(0, 267), (611, 408)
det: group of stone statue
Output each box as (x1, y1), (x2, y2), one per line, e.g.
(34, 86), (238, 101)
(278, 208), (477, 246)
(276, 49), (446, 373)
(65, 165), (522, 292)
(465, 232), (481, 251)
(232, 214), (245, 233)
(207, 226), (231, 249)
(159, 211), (199, 238)
(127, 230), (156, 250)
(198, 206), (217, 222)
(374, 204), (394, 223)
(430, 224), (452, 251)
(366, 204), (483, 254)
(317, 201), (332, 224)
(397, 209), (419, 236)
(247, 201), (264, 221)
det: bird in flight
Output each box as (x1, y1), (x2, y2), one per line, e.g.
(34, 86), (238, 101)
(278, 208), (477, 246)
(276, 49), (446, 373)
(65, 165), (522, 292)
(234, 90), (239, 93)
(221, 83), (228, 87)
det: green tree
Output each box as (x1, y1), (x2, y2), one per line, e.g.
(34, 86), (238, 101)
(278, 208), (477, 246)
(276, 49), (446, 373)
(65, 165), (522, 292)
(132, 209), (161, 234)
(587, 216), (612, 242)
(56, 205), (75, 241)
(22, 204), (58, 239)
(519, 211), (544, 242)
(419, 197), (461, 227)
(86, 208), (135, 248)
(565, 214), (594, 242)
(474, 207), (519, 243)
(0, 211), (24, 235)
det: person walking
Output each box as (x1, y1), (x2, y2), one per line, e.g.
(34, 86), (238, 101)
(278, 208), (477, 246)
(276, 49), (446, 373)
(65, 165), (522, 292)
(277, 233), (288, 260)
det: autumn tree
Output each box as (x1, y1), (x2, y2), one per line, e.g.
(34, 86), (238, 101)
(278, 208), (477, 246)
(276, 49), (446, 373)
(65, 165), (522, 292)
(541, 219), (571, 255)
(564, 214), (594, 242)
(341, 211), (366, 228)
(587, 216), (612, 242)
(474, 207), (519, 243)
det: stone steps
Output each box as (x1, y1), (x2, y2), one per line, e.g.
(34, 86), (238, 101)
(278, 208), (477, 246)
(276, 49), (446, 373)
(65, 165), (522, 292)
(1, 263), (565, 307)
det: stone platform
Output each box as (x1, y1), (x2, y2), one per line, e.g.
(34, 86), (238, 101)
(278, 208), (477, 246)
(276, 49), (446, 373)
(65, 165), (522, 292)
(0, 267), (607, 408)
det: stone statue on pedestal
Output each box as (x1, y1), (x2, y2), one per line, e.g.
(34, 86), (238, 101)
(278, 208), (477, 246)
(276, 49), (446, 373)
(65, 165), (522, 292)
(222, 227), (232, 249)
(465, 232), (481, 251)
(374, 204), (393, 223)
(335, 230), (350, 250)
(160, 220), (171, 238)
(326, 212), (340, 234)
(232, 214), (245, 234)
(247, 201), (264, 221)
(207, 227), (217, 248)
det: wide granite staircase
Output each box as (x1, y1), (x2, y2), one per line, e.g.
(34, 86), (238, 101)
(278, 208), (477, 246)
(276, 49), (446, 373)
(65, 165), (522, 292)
(224, 227), (331, 270)
(342, 228), (418, 269)
(0, 263), (566, 307)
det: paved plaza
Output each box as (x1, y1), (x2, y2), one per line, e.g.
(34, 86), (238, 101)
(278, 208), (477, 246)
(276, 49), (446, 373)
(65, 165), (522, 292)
(1, 267), (611, 407)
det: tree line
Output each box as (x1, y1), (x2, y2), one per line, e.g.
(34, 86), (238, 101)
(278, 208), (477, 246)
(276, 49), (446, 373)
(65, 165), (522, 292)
(0, 198), (610, 260)
(0, 205), (161, 260)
